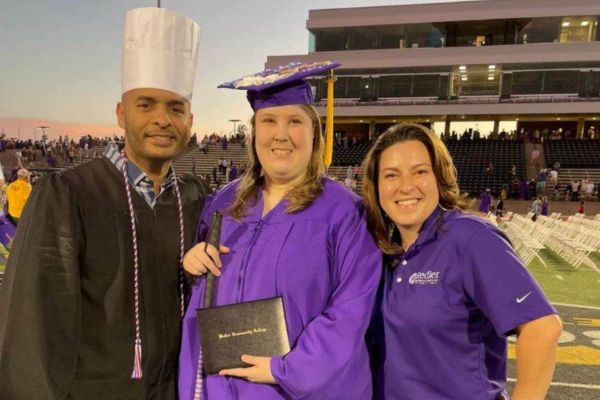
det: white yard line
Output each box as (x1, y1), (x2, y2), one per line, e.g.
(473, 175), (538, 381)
(507, 378), (600, 390)
(552, 302), (600, 311)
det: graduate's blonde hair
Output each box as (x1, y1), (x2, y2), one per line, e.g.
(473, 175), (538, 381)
(228, 105), (325, 220)
(361, 123), (472, 255)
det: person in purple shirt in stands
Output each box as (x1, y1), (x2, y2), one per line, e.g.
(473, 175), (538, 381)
(541, 196), (549, 216)
(478, 188), (492, 213)
(362, 124), (562, 400)
(178, 61), (381, 400)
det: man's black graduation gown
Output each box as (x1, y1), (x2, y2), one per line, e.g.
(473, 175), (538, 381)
(0, 157), (209, 399)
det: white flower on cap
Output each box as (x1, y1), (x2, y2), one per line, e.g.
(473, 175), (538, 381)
(122, 7), (201, 100)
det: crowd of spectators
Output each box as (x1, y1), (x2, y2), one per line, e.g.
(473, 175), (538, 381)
(475, 155), (597, 218)
(3, 125), (597, 204)
(197, 132), (248, 154)
(558, 178), (597, 202)
(434, 125), (599, 207)
(506, 166), (598, 204)
(0, 133), (124, 171)
(0, 134), (124, 219)
(201, 157), (248, 190)
(333, 132), (360, 150)
(439, 126), (600, 143)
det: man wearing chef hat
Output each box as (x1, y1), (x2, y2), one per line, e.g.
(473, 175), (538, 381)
(0, 7), (209, 399)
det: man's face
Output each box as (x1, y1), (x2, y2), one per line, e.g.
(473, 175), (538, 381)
(116, 88), (193, 165)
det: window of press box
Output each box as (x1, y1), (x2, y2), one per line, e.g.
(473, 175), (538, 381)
(517, 17), (561, 44)
(510, 70), (582, 95)
(450, 65), (501, 97)
(512, 71), (544, 94)
(559, 17), (598, 43)
(313, 16), (599, 52)
(543, 71), (580, 94)
(379, 76), (413, 98)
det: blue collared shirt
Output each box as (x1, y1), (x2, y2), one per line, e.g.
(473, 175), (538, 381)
(103, 142), (177, 209)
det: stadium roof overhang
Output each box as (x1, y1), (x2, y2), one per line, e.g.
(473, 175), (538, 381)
(266, 42), (600, 70)
(321, 115), (599, 124)
(307, 0), (600, 29)
(316, 102), (600, 121)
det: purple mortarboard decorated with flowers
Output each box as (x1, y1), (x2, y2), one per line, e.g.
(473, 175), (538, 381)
(218, 61), (341, 111)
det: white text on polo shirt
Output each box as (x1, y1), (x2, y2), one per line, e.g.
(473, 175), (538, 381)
(408, 271), (441, 285)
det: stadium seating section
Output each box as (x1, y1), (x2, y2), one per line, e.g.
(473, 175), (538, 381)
(47, 139), (599, 200)
(445, 140), (526, 196)
(331, 139), (526, 196)
(544, 140), (600, 168)
(332, 141), (372, 166)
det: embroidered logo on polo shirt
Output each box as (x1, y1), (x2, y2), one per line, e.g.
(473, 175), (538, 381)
(408, 271), (441, 285)
(516, 291), (532, 304)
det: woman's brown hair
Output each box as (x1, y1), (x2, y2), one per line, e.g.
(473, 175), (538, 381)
(228, 104), (325, 220)
(361, 123), (471, 254)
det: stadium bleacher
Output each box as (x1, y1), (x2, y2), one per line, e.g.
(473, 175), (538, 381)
(544, 140), (600, 168)
(331, 141), (372, 166)
(445, 140), (526, 196)
(330, 139), (527, 197)
(40, 136), (598, 203)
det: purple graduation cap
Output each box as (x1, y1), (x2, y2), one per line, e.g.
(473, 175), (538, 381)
(218, 61), (341, 111)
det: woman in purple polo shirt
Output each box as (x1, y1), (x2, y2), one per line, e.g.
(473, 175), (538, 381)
(177, 61), (381, 399)
(362, 124), (562, 400)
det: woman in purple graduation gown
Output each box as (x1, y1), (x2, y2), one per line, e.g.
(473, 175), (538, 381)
(178, 61), (381, 400)
(361, 124), (562, 400)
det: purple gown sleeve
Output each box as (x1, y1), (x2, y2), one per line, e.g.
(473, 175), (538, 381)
(270, 207), (381, 398)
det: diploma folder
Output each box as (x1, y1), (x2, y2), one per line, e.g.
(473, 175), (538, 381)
(196, 296), (290, 375)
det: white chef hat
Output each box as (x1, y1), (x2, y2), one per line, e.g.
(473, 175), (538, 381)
(122, 7), (201, 101)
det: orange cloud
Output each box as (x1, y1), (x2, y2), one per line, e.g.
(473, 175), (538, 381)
(0, 117), (123, 140)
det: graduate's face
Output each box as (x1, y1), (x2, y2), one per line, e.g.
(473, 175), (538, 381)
(254, 105), (314, 186)
(378, 140), (439, 236)
(116, 88), (193, 166)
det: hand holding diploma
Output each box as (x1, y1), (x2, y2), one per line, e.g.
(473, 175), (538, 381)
(219, 355), (275, 384)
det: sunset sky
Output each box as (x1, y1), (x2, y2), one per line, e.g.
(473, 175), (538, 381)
(1, 0), (473, 140)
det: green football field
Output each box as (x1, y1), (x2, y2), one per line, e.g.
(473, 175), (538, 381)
(527, 249), (600, 308)
(510, 250), (600, 400)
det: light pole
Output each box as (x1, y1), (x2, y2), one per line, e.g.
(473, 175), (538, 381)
(37, 126), (49, 141)
(37, 126), (50, 154)
(228, 119), (241, 137)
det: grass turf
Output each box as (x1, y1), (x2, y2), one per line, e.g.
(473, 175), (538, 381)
(527, 249), (600, 308)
